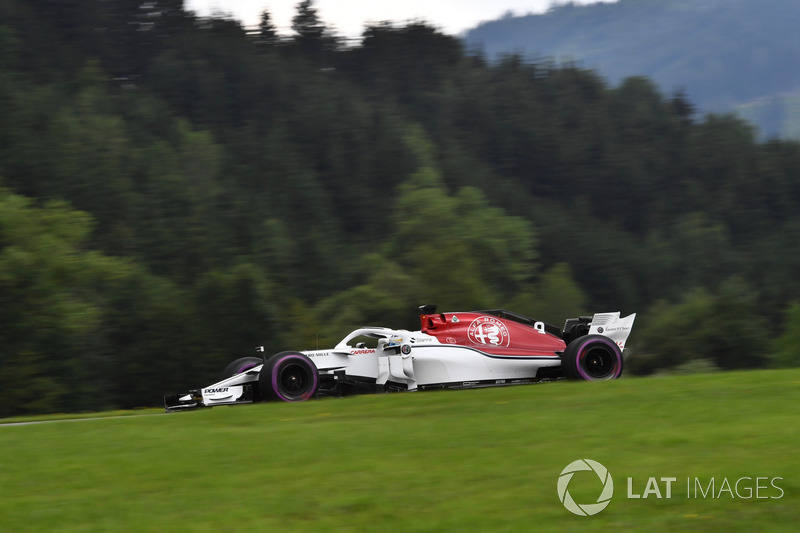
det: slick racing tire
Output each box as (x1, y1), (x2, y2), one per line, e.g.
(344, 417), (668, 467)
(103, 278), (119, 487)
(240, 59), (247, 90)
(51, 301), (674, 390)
(260, 351), (319, 402)
(562, 335), (624, 380)
(220, 356), (264, 380)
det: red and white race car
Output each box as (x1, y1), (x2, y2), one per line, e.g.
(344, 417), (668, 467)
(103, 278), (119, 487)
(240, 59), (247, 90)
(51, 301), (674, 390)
(165, 305), (635, 411)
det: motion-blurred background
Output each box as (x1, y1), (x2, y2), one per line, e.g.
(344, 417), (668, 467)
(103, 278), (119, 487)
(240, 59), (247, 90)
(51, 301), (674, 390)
(1, 0), (799, 417)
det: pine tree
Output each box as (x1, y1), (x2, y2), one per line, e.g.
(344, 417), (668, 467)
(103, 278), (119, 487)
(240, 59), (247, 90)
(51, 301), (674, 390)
(258, 10), (278, 45)
(291, 0), (326, 54)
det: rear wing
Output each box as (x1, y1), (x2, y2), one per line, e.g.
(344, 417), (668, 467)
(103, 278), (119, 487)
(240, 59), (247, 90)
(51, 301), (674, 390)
(589, 312), (636, 351)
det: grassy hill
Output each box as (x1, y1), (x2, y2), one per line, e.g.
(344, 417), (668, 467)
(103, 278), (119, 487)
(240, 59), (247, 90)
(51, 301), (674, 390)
(1, 369), (797, 531)
(464, 0), (800, 139)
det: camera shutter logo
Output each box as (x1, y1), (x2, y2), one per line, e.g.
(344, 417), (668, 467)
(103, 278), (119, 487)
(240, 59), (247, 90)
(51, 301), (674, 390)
(557, 459), (614, 516)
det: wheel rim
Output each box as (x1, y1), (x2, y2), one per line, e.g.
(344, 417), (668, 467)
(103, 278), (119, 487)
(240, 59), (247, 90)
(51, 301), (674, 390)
(581, 346), (617, 379)
(278, 363), (312, 397)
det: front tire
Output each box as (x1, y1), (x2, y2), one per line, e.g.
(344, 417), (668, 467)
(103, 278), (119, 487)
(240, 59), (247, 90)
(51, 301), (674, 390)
(221, 356), (264, 380)
(259, 352), (319, 401)
(562, 335), (623, 380)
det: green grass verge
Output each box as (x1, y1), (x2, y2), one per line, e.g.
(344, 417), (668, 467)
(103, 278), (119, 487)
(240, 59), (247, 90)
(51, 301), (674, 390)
(1, 369), (797, 532)
(0, 408), (165, 425)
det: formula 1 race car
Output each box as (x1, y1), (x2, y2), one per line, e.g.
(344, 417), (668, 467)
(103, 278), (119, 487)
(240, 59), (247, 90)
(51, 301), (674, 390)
(164, 305), (635, 411)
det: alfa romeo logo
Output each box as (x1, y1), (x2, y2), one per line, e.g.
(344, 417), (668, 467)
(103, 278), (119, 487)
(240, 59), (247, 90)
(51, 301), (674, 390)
(557, 459), (614, 516)
(467, 316), (510, 347)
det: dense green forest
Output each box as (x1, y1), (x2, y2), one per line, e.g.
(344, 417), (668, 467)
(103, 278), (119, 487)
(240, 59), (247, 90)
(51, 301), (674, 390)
(464, 0), (800, 139)
(1, 0), (799, 416)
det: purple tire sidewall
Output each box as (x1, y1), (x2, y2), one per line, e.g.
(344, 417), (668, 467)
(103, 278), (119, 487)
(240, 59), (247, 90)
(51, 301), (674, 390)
(236, 362), (258, 375)
(575, 337), (622, 380)
(271, 354), (318, 401)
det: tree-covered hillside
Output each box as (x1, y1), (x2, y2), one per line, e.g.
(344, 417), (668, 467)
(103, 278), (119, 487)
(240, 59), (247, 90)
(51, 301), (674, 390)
(464, 0), (800, 139)
(1, 0), (800, 416)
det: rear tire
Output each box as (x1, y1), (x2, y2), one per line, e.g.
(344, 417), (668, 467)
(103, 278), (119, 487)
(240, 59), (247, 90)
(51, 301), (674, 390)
(220, 356), (264, 380)
(562, 335), (623, 380)
(259, 352), (319, 401)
